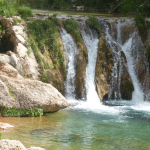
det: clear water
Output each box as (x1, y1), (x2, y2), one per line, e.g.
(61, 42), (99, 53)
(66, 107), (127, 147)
(1, 101), (150, 150)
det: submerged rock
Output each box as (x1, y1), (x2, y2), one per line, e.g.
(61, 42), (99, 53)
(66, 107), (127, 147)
(0, 122), (14, 130)
(0, 140), (45, 150)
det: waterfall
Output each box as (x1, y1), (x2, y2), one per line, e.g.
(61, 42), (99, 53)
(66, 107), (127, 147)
(103, 20), (144, 102)
(60, 17), (149, 106)
(122, 36), (144, 102)
(80, 24), (101, 107)
(60, 28), (78, 100)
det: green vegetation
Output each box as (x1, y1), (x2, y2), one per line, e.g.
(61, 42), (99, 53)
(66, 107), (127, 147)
(0, 0), (18, 17)
(146, 45), (150, 59)
(9, 88), (15, 100)
(0, 0), (33, 19)
(0, 107), (43, 117)
(50, 14), (62, 27)
(65, 18), (81, 45)
(27, 19), (65, 85)
(18, 0), (150, 16)
(86, 16), (100, 34)
(134, 11), (150, 42)
(13, 18), (22, 25)
(0, 133), (2, 140)
(18, 6), (33, 19)
(27, 19), (64, 68)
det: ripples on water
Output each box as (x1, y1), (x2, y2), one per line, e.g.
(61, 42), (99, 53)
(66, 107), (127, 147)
(1, 100), (150, 150)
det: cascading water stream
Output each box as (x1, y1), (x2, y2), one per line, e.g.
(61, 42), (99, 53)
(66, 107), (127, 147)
(60, 28), (78, 100)
(104, 20), (144, 102)
(122, 35), (144, 102)
(80, 23), (101, 107)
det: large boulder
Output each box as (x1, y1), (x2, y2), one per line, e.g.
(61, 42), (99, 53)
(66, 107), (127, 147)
(0, 60), (69, 113)
(0, 140), (45, 150)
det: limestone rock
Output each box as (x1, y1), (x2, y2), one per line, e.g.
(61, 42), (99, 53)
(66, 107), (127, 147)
(75, 29), (88, 99)
(0, 59), (23, 79)
(0, 75), (69, 112)
(0, 140), (26, 150)
(0, 62), (69, 112)
(14, 43), (28, 58)
(0, 54), (10, 64)
(0, 140), (45, 150)
(95, 32), (111, 99)
(0, 122), (14, 130)
(0, 17), (13, 28)
(0, 17), (39, 80)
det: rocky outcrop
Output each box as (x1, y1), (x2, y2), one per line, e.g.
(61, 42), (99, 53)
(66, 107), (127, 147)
(0, 59), (69, 112)
(95, 31), (113, 99)
(0, 140), (45, 150)
(0, 16), (39, 80)
(95, 20), (135, 100)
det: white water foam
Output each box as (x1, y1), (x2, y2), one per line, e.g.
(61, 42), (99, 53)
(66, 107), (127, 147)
(60, 28), (78, 100)
(80, 24), (102, 108)
(122, 36), (144, 102)
(60, 25), (119, 113)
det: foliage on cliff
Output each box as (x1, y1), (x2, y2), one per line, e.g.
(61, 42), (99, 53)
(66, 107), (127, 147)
(27, 19), (66, 93)
(86, 16), (100, 34)
(64, 18), (81, 45)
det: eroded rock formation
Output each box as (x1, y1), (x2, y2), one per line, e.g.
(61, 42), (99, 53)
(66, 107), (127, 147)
(0, 17), (69, 112)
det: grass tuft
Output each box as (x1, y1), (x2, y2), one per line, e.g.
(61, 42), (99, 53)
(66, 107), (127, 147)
(18, 6), (33, 19)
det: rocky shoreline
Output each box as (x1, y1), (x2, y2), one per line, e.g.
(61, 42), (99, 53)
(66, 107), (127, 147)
(0, 139), (45, 150)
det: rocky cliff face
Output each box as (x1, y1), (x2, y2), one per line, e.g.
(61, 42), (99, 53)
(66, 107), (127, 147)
(0, 17), (69, 112)
(95, 18), (149, 100)
(75, 32), (88, 100)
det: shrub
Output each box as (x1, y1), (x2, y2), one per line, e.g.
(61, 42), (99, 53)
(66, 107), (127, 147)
(0, 107), (43, 117)
(65, 18), (81, 44)
(27, 19), (65, 84)
(134, 11), (146, 28)
(134, 11), (147, 42)
(18, 6), (33, 19)
(0, 0), (18, 17)
(146, 45), (150, 55)
(65, 18), (80, 33)
(86, 16), (100, 34)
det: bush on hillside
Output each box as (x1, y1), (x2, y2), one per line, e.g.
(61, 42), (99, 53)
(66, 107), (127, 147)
(86, 16), (100, 34)
(0, 0), (18, 17)
(65, 18), (81, 43)
(18, 6), (33, 19)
